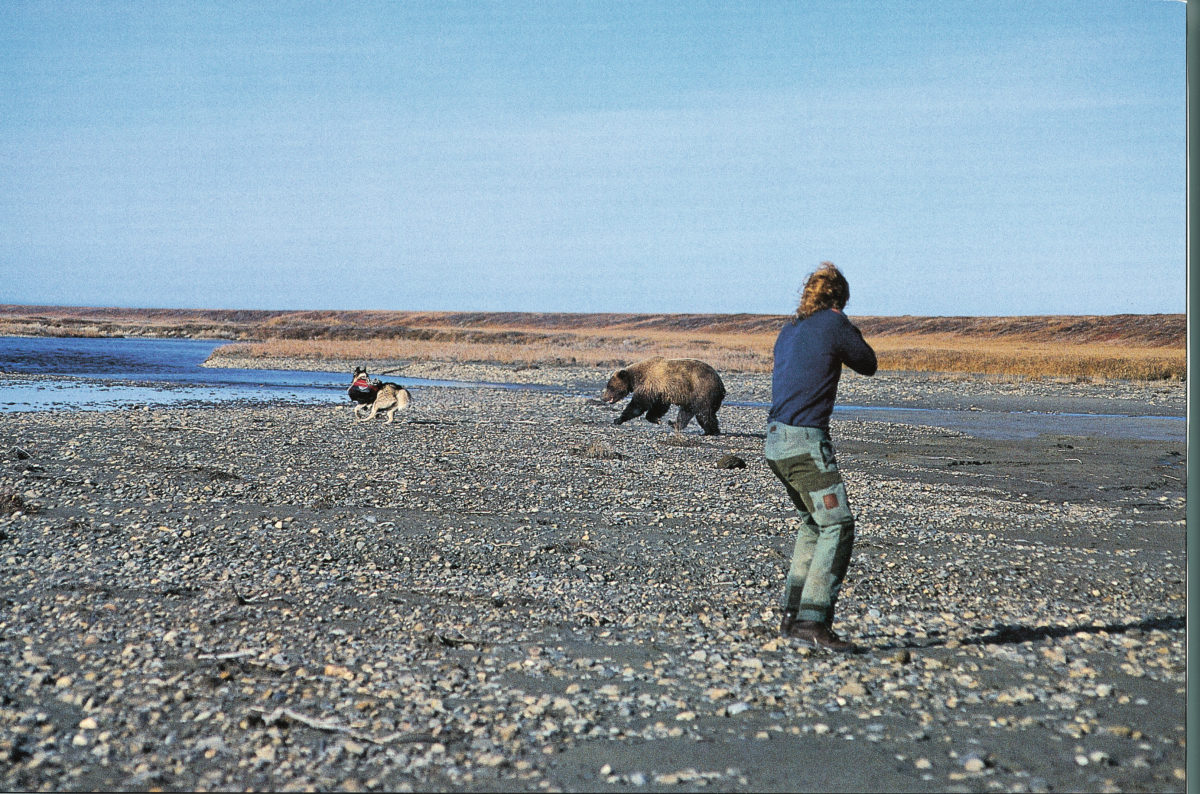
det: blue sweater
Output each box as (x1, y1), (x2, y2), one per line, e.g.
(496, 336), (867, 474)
(768, 309), (877, 430)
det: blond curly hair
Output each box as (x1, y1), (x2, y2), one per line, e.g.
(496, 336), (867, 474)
(796, 262), (850, 320)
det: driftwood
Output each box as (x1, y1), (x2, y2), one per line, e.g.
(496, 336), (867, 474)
(232, 583), (295, 607)
(250, 707), (441, 745)
(196, 650), (256, 661)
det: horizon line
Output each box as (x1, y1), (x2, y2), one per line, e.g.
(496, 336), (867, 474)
(0, 302), (1185, 321)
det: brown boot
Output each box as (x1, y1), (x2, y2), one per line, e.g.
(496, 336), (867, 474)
(779, 609), (797, 636)
(785, 620), (855, 652)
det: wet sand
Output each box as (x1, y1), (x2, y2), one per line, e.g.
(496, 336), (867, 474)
(0, 364), (1185, 792)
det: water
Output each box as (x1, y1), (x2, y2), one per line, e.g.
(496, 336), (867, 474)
(723, 400), (1182, 442)
(831, 404), (1184, 442)
(0, 336), (1184, 441)
(0, 335), (551, 412)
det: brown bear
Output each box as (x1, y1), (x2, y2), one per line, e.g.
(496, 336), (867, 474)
(601, 357), (726, 435)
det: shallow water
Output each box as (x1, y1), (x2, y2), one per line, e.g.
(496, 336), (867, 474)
(0, 336), (1183, 442)
(0, 336), (563, 411)
(833, 404), (1183, 441)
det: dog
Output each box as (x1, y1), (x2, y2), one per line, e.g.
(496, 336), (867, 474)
(349, 367), (412, 424)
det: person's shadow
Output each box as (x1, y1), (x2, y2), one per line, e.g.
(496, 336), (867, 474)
(867, 614), (1184, 652)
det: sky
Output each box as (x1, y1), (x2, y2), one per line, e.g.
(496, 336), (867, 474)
(0, 1), (1185, 316)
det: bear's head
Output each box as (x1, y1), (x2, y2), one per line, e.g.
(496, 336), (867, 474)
(601, 370), (632, 403)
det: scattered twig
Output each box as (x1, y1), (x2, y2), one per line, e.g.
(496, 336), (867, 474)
(254, 707), (347, 733)
(250, 707), (441, 745)
(197, 650), (257, 661)
(374, 731), (444, 745)
(232, 584), (295, 607)
(430, 631), (488, 648)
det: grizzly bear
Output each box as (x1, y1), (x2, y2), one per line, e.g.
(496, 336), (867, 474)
(601, 357), (726, 435)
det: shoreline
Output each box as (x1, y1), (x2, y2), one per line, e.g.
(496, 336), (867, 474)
(203, 353), (1188, 418)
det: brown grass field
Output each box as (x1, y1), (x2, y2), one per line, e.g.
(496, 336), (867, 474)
(0, 305), (1185, 380)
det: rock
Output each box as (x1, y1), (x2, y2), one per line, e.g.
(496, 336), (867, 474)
(837, 681), (867, 698)
(0, 371), (1182, 792)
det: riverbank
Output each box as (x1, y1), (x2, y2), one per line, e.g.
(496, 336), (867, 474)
(1, 305), (1186, 381)
(0, 367), (1185, 792)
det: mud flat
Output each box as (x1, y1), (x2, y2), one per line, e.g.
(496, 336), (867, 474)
(0, 366), (1185, 792)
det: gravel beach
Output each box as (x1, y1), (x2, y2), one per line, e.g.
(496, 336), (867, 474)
(0, 364), (1185, 792)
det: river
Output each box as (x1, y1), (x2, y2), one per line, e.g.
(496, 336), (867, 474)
(0, 335), (571, 412)
(0, 335), (1184, 442)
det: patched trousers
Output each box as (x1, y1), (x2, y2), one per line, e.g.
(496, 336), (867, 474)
(765, 421), (856, 627)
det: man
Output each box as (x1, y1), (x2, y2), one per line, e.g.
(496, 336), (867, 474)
(766, 262), (876, 651)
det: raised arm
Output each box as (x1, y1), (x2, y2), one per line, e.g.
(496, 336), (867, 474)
(840, 321), (877, 376)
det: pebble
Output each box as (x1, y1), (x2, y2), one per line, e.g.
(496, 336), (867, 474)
(0, 364), (1183, 792)
(837, 681), (867, 698)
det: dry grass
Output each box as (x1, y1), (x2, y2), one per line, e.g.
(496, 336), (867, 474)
(210, 325), (1183, 381)
(869, 335), (1184, 381)
(208, 332), (772, 372)
(1, 305), (1184, 381)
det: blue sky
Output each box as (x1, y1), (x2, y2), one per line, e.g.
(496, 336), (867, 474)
(0, 1), (1184, 316)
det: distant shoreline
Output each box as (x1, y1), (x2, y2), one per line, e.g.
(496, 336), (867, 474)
(0, 305), (1185, 381)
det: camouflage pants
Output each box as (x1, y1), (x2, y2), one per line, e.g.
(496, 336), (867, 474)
(765, 422), (856, 626)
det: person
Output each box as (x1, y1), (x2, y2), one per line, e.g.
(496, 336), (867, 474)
(766, 262), (876, 651)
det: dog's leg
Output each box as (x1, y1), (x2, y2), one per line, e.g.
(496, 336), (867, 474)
(385, 406), (397, 424)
